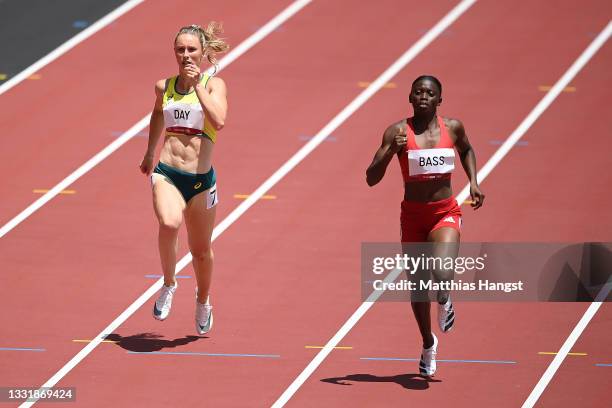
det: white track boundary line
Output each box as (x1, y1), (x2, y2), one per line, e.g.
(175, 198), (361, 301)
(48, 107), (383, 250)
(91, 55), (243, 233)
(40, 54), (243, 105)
(0, 0), (145, 96)
(271, 17), (612, 408)
(18, 1), (313, 406)
(0, 0), (312, 240)
(518, 30), (612, 408)
(22, 0), (474, 403)
(270, 0), (477, 405)
(522, 279), (611, 408)
(457, 20), (612, 203)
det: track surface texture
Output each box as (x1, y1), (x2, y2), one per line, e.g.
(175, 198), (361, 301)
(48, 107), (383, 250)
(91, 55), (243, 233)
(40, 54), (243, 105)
(0, 1), (610, 407)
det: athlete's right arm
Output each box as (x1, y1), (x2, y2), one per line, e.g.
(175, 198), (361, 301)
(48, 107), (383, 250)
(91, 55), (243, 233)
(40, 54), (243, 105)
(366, 123), (406, 186)
(140, 80), (166, 176)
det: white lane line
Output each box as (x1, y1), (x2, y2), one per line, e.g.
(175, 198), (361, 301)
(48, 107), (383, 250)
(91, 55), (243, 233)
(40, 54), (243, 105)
(0, 115), (149, 240)
(270, 0), (477, 406)
(0, 0), (145, 96)
(17, 1), (314, 406)
(22, 0), (473, 403)
(517, 25), (612, 405)
(271, 16), (612, 408)
(215, 0), (312, 72)
(478, 24), (612, 406)
(457, 20), (612, 203)
(0, 0), (313, 240)
(272, 268), (403, 408)
(469, 20), (612, 408)
(522, 279), (611, 408)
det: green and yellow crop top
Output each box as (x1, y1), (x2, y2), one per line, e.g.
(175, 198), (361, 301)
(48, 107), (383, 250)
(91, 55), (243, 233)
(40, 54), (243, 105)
(162, 73), (217, 143)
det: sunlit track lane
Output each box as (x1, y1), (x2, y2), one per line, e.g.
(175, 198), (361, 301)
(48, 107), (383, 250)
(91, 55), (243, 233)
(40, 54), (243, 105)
(22, 2), (466, 406)
(466, 35), (612, 408)
(462, 38), (612, 242)
(3, 1), (608, 407)
(537, 306), (611, 407)
(275, 2), (612, 407)
(0, 0), (304, 392)
(0, 0), (460, 406)
(0, 0), (296, 228)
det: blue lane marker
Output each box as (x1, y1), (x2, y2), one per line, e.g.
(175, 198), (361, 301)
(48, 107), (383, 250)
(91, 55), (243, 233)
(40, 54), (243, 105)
(0, 347), (46, 352)
(128, 351), (280, 358)
(595, 363), (612, 367)
(144, 274), (191, 279)
(489, 140), (529, 146)
(72, 20), (89, 29)
(360, 357), (516, 364)
(299, 135), (337, 142)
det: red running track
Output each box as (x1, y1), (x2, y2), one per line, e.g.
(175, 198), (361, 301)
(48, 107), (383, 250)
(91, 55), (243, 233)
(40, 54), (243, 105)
(0, 0), (610, 407)
(264, 2), (611, 407)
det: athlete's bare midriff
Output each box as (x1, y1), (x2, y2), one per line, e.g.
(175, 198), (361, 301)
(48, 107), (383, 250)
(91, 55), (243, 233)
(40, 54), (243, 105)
(403, 178), (453, 202)
(160, 133), (214, 174)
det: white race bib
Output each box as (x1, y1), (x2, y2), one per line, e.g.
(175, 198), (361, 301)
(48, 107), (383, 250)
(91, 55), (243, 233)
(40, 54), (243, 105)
(163, 101), (204, 131)
(407, 148), (455, 176)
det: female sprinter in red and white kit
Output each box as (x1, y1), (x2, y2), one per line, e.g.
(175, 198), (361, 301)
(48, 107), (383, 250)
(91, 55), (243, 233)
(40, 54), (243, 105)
(366, 75), (484, 376)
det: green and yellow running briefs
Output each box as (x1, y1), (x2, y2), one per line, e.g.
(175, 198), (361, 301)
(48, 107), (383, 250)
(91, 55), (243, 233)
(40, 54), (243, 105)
(152, 161), (217, 207)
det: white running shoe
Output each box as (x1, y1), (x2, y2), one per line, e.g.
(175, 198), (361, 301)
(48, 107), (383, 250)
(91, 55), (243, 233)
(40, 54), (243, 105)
(419, 333), (438, 377)
(152, 283), (177, 321)
(438, 296), (455, 333)
(195, 293), (213, 335)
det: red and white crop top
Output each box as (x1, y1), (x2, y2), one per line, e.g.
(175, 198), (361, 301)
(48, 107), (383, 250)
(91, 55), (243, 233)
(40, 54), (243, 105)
(399, 116), (455, 182)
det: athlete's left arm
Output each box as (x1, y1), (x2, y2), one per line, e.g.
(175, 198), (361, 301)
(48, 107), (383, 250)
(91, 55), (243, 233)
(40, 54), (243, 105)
(195, 76), (228, 130)
(449, 118), (485, 209)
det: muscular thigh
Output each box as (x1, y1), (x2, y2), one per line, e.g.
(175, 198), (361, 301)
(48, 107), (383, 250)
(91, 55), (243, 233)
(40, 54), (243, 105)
(152, 175), (185, 227)
(428, 227), (460, 258)
(184, 189), (217, 251)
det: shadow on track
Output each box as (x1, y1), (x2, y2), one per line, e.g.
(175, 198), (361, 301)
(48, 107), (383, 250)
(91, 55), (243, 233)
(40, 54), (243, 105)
(321, 373), (441, 390)
(105, 332), (205, 352)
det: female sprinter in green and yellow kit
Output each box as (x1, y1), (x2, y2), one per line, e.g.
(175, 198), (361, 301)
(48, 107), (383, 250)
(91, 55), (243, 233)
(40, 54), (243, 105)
(140, 23), (228, 335)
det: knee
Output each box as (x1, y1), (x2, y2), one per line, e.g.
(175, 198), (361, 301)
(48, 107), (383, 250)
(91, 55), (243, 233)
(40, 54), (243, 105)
(192, 247), (214, 263)
(158, 216), (182, 232)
